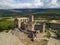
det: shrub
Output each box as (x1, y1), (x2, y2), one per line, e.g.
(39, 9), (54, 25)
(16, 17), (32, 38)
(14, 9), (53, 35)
(4, 30), (9, 33)
(44, 29), (51, 38)
(56, 30), (60, 39)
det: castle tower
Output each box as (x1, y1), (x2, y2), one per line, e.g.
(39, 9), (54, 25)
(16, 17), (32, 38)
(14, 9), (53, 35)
(29, 15), (34, 22)
(28, 15), (35, 31)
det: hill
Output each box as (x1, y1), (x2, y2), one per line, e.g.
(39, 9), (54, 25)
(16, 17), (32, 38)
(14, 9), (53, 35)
(0, 9), (60, 20)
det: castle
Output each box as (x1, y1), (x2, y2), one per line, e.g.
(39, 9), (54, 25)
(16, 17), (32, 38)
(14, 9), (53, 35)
(15, 15), (60, 41)
(15, 15), (46, 32)
(14, 15), (47, 41)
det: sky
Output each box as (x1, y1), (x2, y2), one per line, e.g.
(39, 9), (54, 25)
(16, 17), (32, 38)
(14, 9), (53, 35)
(0, 0), (60, 9)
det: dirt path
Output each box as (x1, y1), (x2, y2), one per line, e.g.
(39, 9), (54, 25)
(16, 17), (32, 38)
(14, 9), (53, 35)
(0, 32), (24, 45)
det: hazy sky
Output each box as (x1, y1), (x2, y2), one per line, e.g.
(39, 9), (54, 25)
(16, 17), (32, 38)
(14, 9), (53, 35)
(0, 0), (60, 9)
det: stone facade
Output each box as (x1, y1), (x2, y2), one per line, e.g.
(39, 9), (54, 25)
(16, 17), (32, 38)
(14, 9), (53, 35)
(15, 16), (45, 33)
(15, 17), (29, 28)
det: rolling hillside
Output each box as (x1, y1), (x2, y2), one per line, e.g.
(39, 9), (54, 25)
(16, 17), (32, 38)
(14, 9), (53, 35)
(0, 9), (60, 17)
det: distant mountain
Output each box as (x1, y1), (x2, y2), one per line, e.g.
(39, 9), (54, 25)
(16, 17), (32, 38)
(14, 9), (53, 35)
(0, 9), (60, 17)
(12, 8), (60, 14)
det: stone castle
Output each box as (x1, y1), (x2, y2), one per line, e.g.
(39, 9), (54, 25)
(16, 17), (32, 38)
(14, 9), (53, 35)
(15, 15), (60, 41)
(15, 15), (46, 32)
(15, 15), (46, 41)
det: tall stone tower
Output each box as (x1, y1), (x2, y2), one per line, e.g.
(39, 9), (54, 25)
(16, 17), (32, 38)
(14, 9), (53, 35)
(29, 15), (34, 22)
(29, 15), (35, 31)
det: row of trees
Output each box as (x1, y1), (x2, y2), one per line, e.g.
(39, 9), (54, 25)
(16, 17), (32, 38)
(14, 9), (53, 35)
(0, 18), (15, 31)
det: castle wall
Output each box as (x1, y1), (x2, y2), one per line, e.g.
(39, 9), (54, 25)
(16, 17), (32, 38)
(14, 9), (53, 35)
(15, 17), (29, 28)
